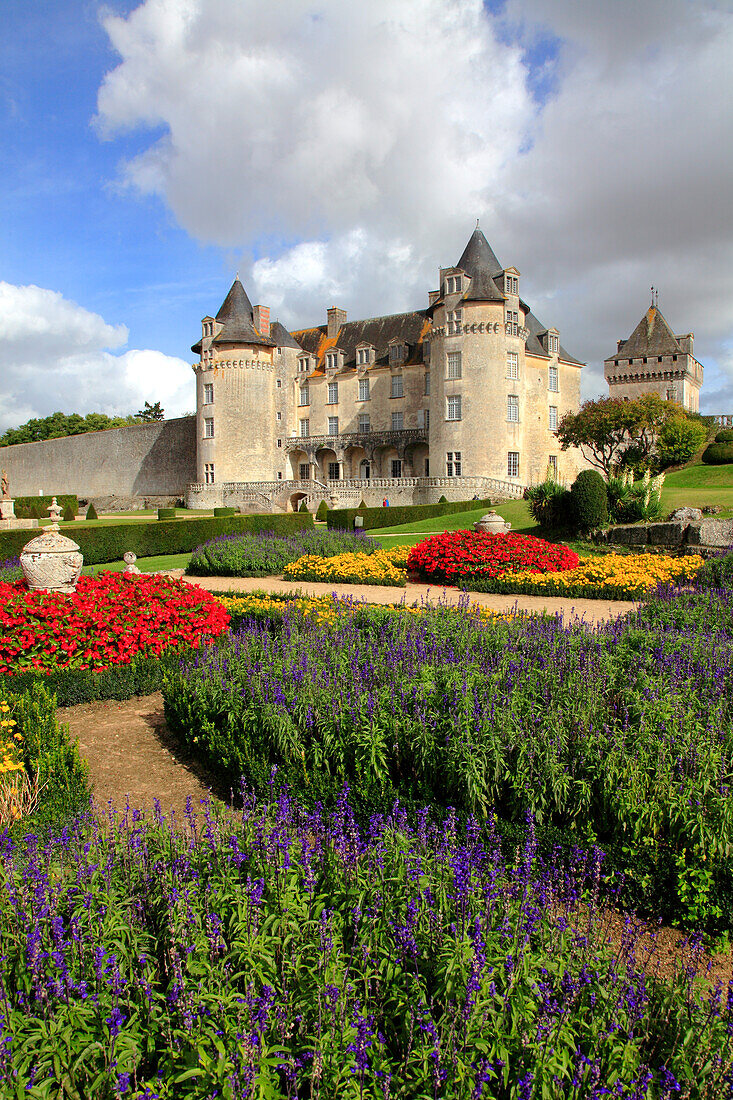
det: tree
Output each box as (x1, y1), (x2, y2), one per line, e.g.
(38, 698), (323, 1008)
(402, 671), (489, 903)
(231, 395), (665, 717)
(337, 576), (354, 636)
(657, 417), (708, 468)
(0, 410), (136, 447)
(556, 395), (681, 478)
(136, 401), (165, 421)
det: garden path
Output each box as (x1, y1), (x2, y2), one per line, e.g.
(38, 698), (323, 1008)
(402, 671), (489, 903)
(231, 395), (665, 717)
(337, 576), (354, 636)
(162, 571), (637, 625)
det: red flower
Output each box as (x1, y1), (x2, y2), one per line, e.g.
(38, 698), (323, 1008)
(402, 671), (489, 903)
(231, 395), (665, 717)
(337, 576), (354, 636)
(406, 530), (579, 585)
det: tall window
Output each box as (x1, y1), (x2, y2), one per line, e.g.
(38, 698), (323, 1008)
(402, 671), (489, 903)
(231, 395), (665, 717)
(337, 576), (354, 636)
(299, 418), (310, 437)
(507, 452), (519, 477)
(328, 416), (339, 436)
(357, 348), (371, 365)
(417, 409), (430, 430)
(446, 309), (462, 335)
(392, 412), (404, 431)
(506, 352), (519, 380)
(325, 352), (338, 370)
(391, 375), (404, 398)
(548, 455), (558, 477)
(447, 395), (462, 421)
(204, 417), (214, 438)
(358, 413), (371, 432)
(299, 463), (310, 480)
(446, 275), (462, 294)
(358, 378), (370, 401)
(276, 379), (282, 388)
(204, 463), (214, 484)
(299, 385), (309, 406)
(203, 383), (214, 404)
(424, 372), (431, 395)
(549, 406), (558, 430)
(506, 310), (519, 336)
(277, 438), (282, 448)
(276, 412), (282, 421)
(389, 344), (404, 362)
(548, 365), (559, 392)
(391, 459), (402, 477)
(327, 382), (339, 404)
(446, 451), (462, 476)
(328, 462), (340, 480)
(298, 357), (309, 373)
(447, 352), (462, 379)
(549, 333), (559, 354)
(423, 341), (430, 363)
(505, 274), (518, 295)
(507, 395), (519, 422)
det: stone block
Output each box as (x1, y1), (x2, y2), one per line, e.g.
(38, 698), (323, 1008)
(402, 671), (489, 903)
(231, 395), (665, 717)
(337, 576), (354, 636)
(648, 522), (686, 546)
(669, 507), (703, 522)
(605, 524), (649, 546)
(686, 519), (733, 548)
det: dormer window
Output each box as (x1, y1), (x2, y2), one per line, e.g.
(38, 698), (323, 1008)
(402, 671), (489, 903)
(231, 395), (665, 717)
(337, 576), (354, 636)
(389, 342), (405, 363)
(446, 275), (462, 295)
(356, 346), (373, 366)
(298, 356), (310, 373)
(505, 273), (518, 296)
(446, 310), (462, 335)
(547, 330), (559, 355)
(325, 352), (337, 370)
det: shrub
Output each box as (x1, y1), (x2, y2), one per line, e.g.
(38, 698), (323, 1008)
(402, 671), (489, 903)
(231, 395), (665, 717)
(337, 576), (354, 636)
(525, 478), (573, 529)
(657, 417), (708, 467)
(327, 497), (493, 531)
(570, 469), (608, 531)
(13, 495), (78, 520)
(187, 528), (379, 577)
(606, 468), (665, 523)
(407, 530), (579, 584)
(62, 502), (76, 522)
(696, 551), (733, 590)
(85, 502), (98, 520)
(299, 500), (309, 512)
(715, 429), (733, 443)
(158, 507), (176, 520)
(213, 506), (236, 517)
(315, 499), (329, 521)
(438, 494), (448, 502)
(702, 442), (733, 465)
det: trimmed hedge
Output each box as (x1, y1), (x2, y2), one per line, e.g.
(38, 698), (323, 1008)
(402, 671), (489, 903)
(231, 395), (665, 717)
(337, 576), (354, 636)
(702, 442), (733, 465)
(570, 470), (608, 531)
(715, 429), (733, 443)
(14, 494), (78, 519)
(0, 511), (313, 565)
(327, 497), (493, 531)
(157, 507), (176, 520)
(213, 506), (236, 517)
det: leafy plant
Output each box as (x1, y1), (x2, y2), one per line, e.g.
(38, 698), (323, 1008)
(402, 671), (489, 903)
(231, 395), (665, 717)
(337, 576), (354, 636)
(657, 417), (708, 467)
(187, 528), (379, 578)
(524, 477), (572, 529)
(570, 469), (608, 531)
(85, 502), (98, 520)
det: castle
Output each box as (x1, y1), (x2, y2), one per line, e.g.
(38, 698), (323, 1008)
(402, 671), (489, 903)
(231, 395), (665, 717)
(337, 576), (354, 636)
(604, 295), (703, 412)
(187, 227), (587, 512)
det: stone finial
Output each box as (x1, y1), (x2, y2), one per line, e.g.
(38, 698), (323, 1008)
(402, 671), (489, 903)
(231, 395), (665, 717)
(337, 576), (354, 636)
(123, 551), (142, 574)
(47, 496), (63, 529)
(473, 510), (511, 535)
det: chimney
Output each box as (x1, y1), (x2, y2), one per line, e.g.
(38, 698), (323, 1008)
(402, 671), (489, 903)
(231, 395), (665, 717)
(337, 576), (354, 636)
(254, 305), (270, 337)
(327, 307), (347, 339)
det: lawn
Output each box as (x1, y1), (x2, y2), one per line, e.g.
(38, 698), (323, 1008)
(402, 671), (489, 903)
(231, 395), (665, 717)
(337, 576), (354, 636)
(660, 462), (733, 515)
(373, 499), (537, 546)
(84, 552), (192, 575)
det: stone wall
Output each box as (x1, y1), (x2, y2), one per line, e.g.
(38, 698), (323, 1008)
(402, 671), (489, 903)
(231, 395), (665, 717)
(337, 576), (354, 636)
(599, 518), (733, 553)
(0, 417), (197, 501)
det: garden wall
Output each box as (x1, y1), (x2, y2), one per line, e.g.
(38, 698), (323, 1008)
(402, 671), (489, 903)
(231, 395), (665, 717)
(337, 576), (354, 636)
(0, 418), (197, 500)
(599, 517), (733, 553)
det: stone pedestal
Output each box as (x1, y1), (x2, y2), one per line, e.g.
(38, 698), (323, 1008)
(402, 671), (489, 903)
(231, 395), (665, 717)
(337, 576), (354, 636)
(0, 499), (16, 520)
(473, 510), (511, 535)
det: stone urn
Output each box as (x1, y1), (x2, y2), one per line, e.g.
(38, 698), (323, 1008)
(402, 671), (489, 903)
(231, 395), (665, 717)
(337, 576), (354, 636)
(20, 499), (83, 593)
(473, 510), (511, 535)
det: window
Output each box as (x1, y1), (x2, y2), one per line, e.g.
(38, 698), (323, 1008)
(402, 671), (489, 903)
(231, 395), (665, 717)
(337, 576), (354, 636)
(391, 375), (404, 398)
(299, 418), (310, 437)
(389, 344), (404, 362)
(203, 383), (214, 404)
(204, 417), (214, 438)
(446, 275), (462, 294)
(424, 372), (431, 395)
(507, 452), (519, 477)
(357, 347), (371, 365)
(328, 416), (339, 436)
(328, 462), (340, 480)
(298, 357), (309, 373)
(548, 455), (558, 477)
(446, 451), (462, 476)
(277, 471), (283, 479)
(392, 412), (404, 431)
(506, 352), (519, 380)
(327, 382), (338, 404)
(447, 352), (462, 379)
(326, 352), (338, 370)
(277, 438), (282, 448)
(358, 378), (370, 401)
(507, 395), (519, 422)
(299, 463), (310, 480)
(549, 333), (559, 354)
(549, 406), (558, 431)
(505, 274), (518, 295)
(358, 413), (371, 432)
(548, 365), (559, 392)
(423, 341), (430, 363)
(299, 385), (309, 406)
(417, 409), (430, 431)
(360, 459), (371, 478)
(204, 462), (214, 484)
(391, 459), (402, 478)
(447, 395), (462, 421)
(276, 412), (282, 421)
(276, 379), (282, 388)
(446, 309), (462, 335)
(506, 310), (519, 336)
(424, 459), (429, 476)
(666, 387), (676, 401)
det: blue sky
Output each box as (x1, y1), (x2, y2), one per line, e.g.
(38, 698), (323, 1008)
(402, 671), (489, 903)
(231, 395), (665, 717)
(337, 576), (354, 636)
(1, 0), (732, 428)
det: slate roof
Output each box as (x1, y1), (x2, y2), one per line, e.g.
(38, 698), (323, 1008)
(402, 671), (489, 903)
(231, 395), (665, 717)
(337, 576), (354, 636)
(524, 310), (584, 365)
(457, 228), (504, 281)
(292, 312), (430, 373)
(191, 277), (275, 353)
(609, 306), (682, 360)
(270, 320), (302, 349)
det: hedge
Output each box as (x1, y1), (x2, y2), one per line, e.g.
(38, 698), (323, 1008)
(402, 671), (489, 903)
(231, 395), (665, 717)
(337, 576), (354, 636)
(13, 494), (78, 519)
(327, 497), (493, 531)
(0, 511), (313, 565)
(702, 442), (733, 465)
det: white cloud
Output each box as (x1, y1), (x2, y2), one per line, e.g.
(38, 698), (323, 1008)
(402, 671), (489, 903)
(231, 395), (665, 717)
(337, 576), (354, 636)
(0, 283), (193, 432)
(95, 0), (733, 410)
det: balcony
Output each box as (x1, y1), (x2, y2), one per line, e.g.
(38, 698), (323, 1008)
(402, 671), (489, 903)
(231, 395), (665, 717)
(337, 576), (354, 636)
(286, 428), (426, 453)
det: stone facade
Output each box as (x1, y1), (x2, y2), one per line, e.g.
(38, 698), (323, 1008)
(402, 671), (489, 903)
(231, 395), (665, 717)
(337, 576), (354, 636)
(189, 228), (587, 510)
(604, 297), (703, 411)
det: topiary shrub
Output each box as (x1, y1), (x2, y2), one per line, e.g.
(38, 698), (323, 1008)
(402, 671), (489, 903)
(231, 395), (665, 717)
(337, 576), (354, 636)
(316, 500), (329, 521)
(702, 443), (733, 465)
(299, 500), (309, 513)
(85, 503), (98, 521)
(570, 470), (608, 532)
(438, 494), (448, 503)
(213, 507), (236, 517)
(158, 507), (176, 520)
(62, 502), (76, 522)
(715, 429), (733, 444)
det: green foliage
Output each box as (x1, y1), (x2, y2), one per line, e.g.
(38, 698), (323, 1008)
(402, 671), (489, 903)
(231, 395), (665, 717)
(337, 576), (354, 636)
(0, 411), (139, 447)
(187, 528), (379, 578)
(716, 429), (733, 443)
(62, 502), (76, 522)
(606, 469), (664, 523)
(657, 417), (708, 467)
(13, 495), (78, 520)
(358, 499), (367, 511)
(703, 442), (733, 465)
(570, 469), (608, 530)
(136, 399), (165, 421)
(158, 507), (177, 520)
(315, 499), (329, 521)
(438, 494), (448, 502)
(328, 497), (493, 531)
(557, 394), (682, 476)
(85, 502), (98, 521)
(299, 500), (309, 512)
(524, 478), (572, 529)
(0, 511), (313, 565)
(696, 551), (733, 590)
(213, 506), (236, 517)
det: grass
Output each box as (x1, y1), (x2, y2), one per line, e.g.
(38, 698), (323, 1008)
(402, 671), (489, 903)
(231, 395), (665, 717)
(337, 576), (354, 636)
(660, 462), (733, 516)
(83, 552), (192, 575)
(372, 500), (537, 546)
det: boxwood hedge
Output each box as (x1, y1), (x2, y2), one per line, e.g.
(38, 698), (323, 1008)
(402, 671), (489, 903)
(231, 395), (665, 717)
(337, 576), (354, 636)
(327, 497), (493, 531)
(13, 494), (78, 519)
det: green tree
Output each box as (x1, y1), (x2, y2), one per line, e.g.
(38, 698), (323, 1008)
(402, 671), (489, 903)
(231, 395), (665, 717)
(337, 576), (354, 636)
(657, 417), (708, 468)
(0, 410), (138, 447)
(557, 395), (681, 477)
(136, 401), (165, 421)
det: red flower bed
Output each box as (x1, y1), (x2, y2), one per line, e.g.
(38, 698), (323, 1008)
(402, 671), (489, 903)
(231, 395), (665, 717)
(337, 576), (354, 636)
(407, 530), (580, 585)
(0, 572), (230, 675)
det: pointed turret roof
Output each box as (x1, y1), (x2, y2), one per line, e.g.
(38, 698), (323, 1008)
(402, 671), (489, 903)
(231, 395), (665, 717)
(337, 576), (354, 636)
(456, 227), (504, 281)
(269, 320), (302, 350)
(212, 277), (275, 346)
(613, 305), (682, 360)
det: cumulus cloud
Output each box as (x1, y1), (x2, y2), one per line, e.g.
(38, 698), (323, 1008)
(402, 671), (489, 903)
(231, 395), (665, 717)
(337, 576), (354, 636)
(95, 0), (733, 409)
(0, 283), (193, 433)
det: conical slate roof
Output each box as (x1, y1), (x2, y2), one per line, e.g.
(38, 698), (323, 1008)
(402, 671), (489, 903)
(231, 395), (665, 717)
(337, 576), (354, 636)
(212, 278), (275, 346)
(461, 265), (505, 303)
(456, 228), (504, 281)
(615, 306), (682, 359)
(269, 320), (302, 349)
